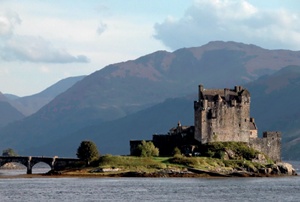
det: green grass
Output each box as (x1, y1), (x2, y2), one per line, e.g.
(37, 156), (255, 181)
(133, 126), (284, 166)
(168, 155), (226, 170)
(87, 153), (273, 174)
(96, 155), (166, 172)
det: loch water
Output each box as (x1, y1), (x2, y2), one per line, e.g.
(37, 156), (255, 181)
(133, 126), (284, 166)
(0, 176), (300, 201)
(0, 162), (299, 202)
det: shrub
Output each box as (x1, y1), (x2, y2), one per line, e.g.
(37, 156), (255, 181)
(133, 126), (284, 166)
(135, 141), (159, 157)
(2, 148), (18, 156)
(204, 142), (260, 160)
(173, 147), (182, 156)
(169, 156), (199, 167)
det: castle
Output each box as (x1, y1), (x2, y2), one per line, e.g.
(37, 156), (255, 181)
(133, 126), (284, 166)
(130, 85), (281, 162)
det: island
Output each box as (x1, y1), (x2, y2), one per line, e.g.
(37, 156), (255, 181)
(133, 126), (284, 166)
(0, 85), (297, 178)
(44, 85), (297, 178)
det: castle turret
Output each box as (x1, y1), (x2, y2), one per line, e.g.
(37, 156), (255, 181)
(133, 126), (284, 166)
(198, 84), (204, 101)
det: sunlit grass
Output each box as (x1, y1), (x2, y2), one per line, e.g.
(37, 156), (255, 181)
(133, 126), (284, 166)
(96, 155), (166, 172)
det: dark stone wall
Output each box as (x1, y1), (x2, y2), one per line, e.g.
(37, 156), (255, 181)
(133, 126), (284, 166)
(153, 132), (198, 156)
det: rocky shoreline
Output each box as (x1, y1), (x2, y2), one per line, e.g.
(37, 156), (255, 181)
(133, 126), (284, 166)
(0, 163), (23, 169)
(40, 161), (297, 178)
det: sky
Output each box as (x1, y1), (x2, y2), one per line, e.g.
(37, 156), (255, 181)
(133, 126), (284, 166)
(1, 0), (300, 96)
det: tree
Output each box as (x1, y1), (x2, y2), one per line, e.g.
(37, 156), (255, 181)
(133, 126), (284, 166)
(136, 141), (159, 157)
(2, 148), (18, 156)
(173, 147), (181, 157)
(76, 140), (100, 165)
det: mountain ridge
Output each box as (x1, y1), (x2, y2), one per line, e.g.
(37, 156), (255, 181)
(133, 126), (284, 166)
(1, 41), (300, 158)
(7, 75), (86, 116)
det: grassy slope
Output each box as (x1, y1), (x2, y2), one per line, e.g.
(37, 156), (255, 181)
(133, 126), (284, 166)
(55, 142), (275, 177)
(62, 154), (271, 177)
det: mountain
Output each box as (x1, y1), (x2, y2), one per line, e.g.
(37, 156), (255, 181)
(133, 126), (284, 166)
(23, 66), (300, 157)
(22, 97), (194, 156)
(245, 65), (300, 160)
(6, 75), (85, 116)
(0, 92), (24, 128)
(1, 41), (300, 157)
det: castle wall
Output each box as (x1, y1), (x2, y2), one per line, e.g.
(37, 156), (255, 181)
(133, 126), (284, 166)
(153, 126), (197, 156)
(249, 131), (281, 162)
(152, 134), (181, 156)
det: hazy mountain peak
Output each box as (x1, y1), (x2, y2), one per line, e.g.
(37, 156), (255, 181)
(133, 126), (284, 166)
(7, 75), (86, 116)
(0, 92), (7, 102)
(4, 94), (20, 100)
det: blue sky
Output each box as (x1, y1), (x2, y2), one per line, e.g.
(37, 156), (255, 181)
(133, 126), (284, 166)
(0, 0), (300, 96)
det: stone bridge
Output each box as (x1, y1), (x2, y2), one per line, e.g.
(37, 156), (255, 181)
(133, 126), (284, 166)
(0, 156), (82, 174)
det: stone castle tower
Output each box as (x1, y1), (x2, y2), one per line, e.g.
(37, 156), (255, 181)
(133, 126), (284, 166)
(194, 85), (257, 144)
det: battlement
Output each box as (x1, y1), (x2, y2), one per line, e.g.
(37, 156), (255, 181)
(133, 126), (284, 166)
(263, 131), (281, 138)
(196, 85), (250, 110)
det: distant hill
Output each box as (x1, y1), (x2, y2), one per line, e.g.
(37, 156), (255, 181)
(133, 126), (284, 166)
(4, 94), (19, 100)
(0, 92), (24, 128)
(245, 65), (300, 160)
(22, 97), (194, 156)
(6, 75), (85, 116)
(1, 41), (300, 157)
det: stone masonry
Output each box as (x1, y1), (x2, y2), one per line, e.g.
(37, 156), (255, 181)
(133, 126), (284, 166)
(194, 85), (255, 143)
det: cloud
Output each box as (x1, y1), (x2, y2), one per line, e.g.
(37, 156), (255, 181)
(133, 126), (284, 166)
(1, 35), (89, 63)
(0, 10), (89, 63)
(154, 0), (300, 50)
(97, 21), (107, 35)
(0, 11), (21, 37)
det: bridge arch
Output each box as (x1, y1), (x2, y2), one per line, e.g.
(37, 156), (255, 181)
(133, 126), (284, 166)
(30, 158), (55, 171)
(31, 162), (52, 174)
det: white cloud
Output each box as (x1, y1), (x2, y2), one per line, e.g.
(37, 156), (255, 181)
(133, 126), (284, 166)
(0, 8), (90, 64)
(154, 0), (300, 50)
(1, 35), (89, 63)
(0, 11), (21, 37)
